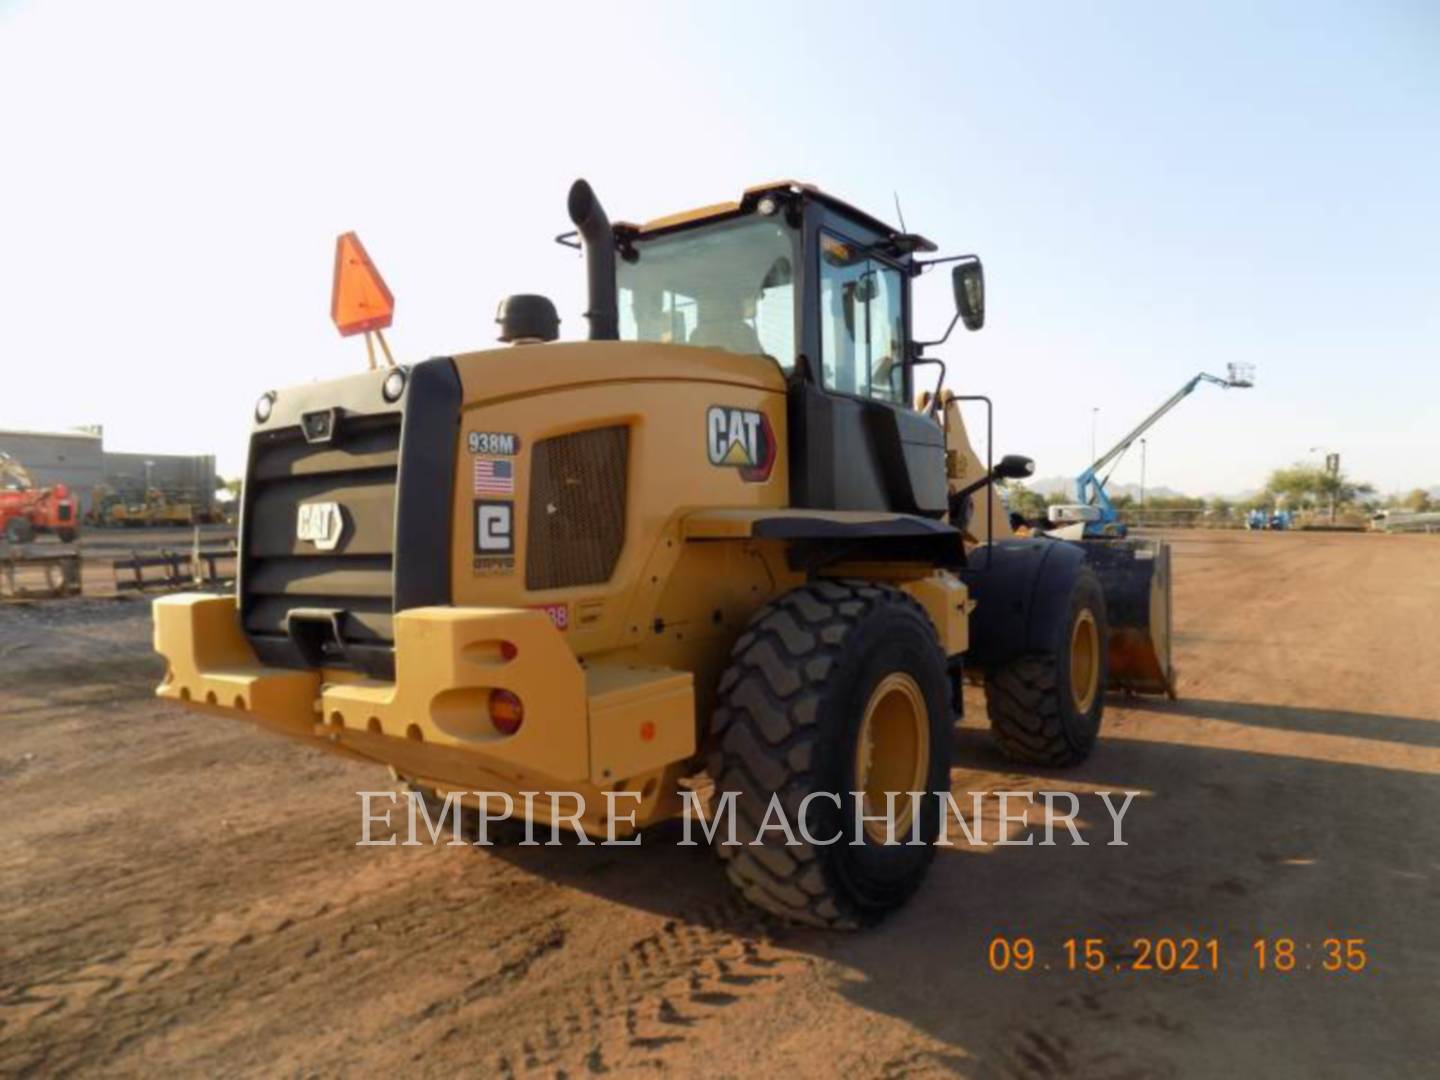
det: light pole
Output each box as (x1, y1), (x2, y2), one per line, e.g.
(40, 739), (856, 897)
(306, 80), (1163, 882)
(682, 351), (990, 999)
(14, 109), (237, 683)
(1309, 446), (1339, 524)
(1140, 438), (1147, 511)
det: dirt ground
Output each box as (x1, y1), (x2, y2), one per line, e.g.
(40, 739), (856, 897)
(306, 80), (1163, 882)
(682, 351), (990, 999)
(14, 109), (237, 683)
(2, 530), (1437, 1078)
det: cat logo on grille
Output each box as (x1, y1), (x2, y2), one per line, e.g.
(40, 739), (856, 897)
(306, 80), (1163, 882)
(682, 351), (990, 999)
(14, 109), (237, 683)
(705, 406), (776, 483)
(296, 501), (344, 551)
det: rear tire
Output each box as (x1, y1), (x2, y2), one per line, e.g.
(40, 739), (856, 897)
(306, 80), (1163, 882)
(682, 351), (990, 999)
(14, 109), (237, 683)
(985, 567), (1108, 767)
(708, 580), (953, 929)
(5, 518), (34, 544)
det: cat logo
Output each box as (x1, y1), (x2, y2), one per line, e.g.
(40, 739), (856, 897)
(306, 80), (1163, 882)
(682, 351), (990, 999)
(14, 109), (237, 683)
(706, 405), (776, 483)
(296, 501), (344, 551)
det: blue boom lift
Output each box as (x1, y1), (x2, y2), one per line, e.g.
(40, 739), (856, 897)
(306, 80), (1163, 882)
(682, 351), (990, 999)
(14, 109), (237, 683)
(1049, 363), (1254, 537)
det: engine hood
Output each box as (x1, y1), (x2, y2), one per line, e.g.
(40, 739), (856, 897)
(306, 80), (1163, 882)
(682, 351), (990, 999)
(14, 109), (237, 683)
(450, 341), (787, 406)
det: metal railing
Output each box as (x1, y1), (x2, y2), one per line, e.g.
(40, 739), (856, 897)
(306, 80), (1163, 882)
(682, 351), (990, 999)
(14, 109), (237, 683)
(1372, 511), (1440, 534)
(113, 541), (237, 592)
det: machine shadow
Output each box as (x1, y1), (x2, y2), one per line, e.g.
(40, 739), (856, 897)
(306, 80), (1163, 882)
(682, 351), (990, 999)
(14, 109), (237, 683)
(1122, 695), (1440, 748)
(478, 718), (1437, 1076)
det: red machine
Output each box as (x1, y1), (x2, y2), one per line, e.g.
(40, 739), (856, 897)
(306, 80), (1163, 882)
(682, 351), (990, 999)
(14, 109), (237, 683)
(0, 452), (79, 543)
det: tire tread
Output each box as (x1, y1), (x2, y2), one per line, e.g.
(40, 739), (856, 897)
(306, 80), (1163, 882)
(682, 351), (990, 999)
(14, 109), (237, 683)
(708, 580), (940, 929)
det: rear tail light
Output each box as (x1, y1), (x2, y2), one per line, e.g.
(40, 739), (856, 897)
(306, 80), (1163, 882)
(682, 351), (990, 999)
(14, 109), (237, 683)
(490, 689), (524, 735)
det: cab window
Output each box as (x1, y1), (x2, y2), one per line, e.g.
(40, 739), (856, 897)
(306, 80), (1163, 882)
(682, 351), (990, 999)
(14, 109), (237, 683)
(616, 217), (796, 367)
(818, 232), (906, 403)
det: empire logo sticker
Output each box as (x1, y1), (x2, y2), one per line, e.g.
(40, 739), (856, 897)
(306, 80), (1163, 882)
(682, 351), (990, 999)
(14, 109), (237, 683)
(473, 500), (515, 574)
(705, 405), (776, 482)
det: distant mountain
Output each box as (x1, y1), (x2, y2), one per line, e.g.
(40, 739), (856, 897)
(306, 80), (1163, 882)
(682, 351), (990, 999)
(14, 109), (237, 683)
(1203, 488), (1261, 503)
(1024, 475), (1186, 501)
(1025, 475), (1075, 497)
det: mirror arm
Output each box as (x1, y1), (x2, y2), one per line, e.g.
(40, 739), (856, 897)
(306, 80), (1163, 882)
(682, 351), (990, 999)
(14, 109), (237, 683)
(914, 310), (961, 352)
(914, 252), (980, 269)
(913, 251), (980, 349)
(954, 472), (999, 503)
(958, 455), (1034, 500)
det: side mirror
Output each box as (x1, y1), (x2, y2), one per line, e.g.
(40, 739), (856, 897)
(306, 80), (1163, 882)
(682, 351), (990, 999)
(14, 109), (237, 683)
(952, 259), (985, 331)
(953, 451), (1035, 502)
(993, 454), (1034, 481)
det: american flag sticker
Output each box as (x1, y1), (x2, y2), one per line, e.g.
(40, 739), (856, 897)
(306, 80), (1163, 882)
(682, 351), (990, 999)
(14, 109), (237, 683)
(473, 458), (515, 495)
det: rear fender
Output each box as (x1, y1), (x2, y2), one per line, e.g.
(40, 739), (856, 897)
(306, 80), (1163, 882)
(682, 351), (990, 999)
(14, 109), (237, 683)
(959, 538), (1087, 669)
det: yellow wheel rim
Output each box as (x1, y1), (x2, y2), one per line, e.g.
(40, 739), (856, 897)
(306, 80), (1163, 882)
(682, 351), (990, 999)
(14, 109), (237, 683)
(854, 672), (930, 844)
(1070, 608), (1100, 713)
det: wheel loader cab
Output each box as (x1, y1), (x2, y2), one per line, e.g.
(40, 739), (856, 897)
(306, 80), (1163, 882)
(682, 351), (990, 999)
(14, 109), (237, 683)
(610, 183), (949, 518)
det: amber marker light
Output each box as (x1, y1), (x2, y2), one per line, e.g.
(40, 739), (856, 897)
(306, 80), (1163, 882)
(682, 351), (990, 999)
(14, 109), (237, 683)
(490, 690), (524, 736)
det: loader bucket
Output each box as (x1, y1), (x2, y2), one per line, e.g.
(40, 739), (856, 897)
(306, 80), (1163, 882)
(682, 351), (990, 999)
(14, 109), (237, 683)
(1082, 538), (1176, 698)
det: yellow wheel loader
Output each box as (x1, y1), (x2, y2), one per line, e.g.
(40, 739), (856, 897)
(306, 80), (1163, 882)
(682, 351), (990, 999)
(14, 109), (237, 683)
(154, 179), (1173, 928)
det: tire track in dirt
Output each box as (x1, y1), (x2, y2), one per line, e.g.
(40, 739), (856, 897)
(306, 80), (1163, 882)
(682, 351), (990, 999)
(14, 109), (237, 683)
(479, 895), (813, 1077)
(3, 801), (816, 1078)
(0, 845), (562, 1074)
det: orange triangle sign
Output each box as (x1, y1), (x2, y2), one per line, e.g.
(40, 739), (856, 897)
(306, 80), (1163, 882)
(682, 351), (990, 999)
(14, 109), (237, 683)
(330, 231), (395, 336)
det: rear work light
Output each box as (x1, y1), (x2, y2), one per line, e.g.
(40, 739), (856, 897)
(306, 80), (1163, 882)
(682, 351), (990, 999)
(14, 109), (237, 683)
(490, 689), (524, 736)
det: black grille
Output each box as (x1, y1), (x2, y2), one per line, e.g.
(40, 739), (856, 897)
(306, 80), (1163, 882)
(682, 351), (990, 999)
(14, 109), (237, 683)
(526, 426), (629, 590)
(236, 358), (461, 681)
(241, 414), (400, 670)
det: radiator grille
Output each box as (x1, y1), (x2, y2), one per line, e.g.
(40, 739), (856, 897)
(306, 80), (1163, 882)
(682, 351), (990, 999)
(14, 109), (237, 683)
(240, 414), (399, 669)
(526, 426), (629, 590)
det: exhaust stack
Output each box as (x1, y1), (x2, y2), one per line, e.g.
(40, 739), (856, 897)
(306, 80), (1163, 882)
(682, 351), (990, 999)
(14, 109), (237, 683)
(567, 179), (619, 341)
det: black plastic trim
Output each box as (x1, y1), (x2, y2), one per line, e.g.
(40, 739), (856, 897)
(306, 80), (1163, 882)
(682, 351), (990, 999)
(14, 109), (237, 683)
(744, 513), (962, 572)
(393, 356), (462, 613)
(749, 514), (956, 542)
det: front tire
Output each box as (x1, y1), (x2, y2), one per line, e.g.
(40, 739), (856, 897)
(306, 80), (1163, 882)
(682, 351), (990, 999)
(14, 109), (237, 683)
(985, 567), (1108, 766)
(708, 581), (953, 929)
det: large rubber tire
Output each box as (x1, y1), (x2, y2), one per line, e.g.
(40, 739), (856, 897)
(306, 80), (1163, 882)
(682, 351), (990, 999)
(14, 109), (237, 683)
(5, 517), (34, 544)
(708, 580), (953, 929)
(985, 566), (1108, 767)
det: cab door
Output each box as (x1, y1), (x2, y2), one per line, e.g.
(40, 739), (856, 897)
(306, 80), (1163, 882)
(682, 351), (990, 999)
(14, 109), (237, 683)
(788, 216), (947, 515)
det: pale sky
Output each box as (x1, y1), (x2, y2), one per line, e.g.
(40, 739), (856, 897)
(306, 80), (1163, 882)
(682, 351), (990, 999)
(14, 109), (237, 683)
(2, 0), (1436, 495)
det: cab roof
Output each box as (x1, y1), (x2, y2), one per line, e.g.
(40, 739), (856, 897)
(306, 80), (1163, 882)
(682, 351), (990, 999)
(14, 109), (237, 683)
(614, 181), (938, 253)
